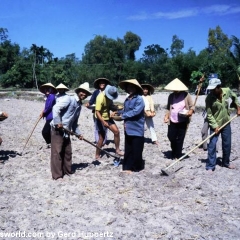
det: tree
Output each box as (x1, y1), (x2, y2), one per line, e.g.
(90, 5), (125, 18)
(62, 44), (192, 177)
(123, 31), (141, 61)
(170, 35), (184, 57)
(0, 28), (8, 42)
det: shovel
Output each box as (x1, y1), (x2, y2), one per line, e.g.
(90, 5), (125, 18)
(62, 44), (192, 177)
(161, 114), (238, 176)
(63, 128), (122, 162)
(20, 116), (42, 155)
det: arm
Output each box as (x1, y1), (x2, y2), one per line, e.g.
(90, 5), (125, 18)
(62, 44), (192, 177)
(52, 95), (71, 128)
(43, 94), (56, 117)
(186, 93), (195, 117)
(229, 88), (240, 116)
(206, 96), (219, 133)
(121, 96), (144, 119)
(164, 94), (171, 123)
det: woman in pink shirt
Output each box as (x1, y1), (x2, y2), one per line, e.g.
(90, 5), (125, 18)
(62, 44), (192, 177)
(164, 78), (195, 159)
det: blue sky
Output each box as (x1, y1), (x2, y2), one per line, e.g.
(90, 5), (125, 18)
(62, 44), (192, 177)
(1, 0), (240, 60)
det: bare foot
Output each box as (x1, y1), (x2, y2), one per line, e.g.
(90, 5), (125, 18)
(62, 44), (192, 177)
(116, 150), (124, 156)
(224, 164), (235, 169)
(121, 170), (132, 174)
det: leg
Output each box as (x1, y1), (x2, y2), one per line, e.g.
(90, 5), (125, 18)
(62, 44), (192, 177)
(201, 120), (209, 150)
(51, 128), (64, 180)
(122, 134), (133, 171)
(95, 119), (105, 159)
(206, 128), (219, 170)
(145, 117), (157, 143)
(96, 131), (105, 159)
(175, 122), (187, 159)
(93, 115), (99, 143)
(221, 124), (232, 167)
(108, 123), (123, 155)
(131, 136), (144, 171)
(42, 120), (52, 144)
(62, 137), (72, 176)
(167, 122), (178, 158)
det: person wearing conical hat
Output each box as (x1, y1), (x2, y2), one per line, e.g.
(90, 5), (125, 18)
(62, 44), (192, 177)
(85, 78), (110, 146)
(39, 83), (57, 147)
(115, 79), (145, 172)
(95, 84), (124, 161)
(50, 82), (92, 180)
(141, 84), (158, 145)
(163, 78), (195, 159)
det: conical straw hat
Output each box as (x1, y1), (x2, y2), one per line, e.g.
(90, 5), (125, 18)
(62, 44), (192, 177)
(93, 78), (110, 89)
(56, 83), (69, 91)
(75, 82), (92, 96)
(164, 78), (188, 91)
(119, 79), (143, 94)
(39, 83), (57, 94)
(141, 84), (154, 95)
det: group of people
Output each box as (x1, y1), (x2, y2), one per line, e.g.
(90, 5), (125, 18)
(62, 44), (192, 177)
(21, 75), (240, 180)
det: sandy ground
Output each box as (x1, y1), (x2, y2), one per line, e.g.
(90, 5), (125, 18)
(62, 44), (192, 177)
(0, 93), (240, 240)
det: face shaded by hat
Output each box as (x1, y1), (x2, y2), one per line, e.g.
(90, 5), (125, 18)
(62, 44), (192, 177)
(56, 83), (69, 92)
(207, 78), (222, 90)
(119, 79), (143, 94)
(141, 84), (154, 95)
(105, 85), (118, 100)
(164, 78), (188, 91)
(93, 78), (110, 89)
(75, 82), (92, 97)
(39, 83), (57, 94)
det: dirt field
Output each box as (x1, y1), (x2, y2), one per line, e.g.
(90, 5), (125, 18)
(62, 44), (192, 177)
(0, 93), (240, 240)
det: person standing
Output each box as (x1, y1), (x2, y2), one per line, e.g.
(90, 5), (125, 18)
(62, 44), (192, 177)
(164, 78), (195, 159)
(205, 78), (240, 172)
(85, 78), (110, 146)
(50, 82), (92, 180)
(0, 111), (8, 145)
(95, 84), (123, 160)
(117, 79), (145, 172)
(141, 83), (158, 145)
(39, 83), (57, 148)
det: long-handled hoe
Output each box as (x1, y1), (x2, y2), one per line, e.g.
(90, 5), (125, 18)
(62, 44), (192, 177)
(161, 114), (238, 176)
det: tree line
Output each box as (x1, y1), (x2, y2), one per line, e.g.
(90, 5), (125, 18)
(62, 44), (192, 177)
(0, 26), (240, 91)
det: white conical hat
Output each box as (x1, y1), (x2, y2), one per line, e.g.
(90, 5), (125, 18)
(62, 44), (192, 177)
(39, 83), (57, 94)
(164, 78), (188, 91)
(56, 83), (69, 91)
(75, 82), (92, 96)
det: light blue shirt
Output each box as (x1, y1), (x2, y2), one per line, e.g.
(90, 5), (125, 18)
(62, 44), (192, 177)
(119, 94), (145, 136)
(51, 93), (82, 136)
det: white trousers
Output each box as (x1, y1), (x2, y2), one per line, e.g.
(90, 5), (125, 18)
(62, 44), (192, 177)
(145, 117), (157, 142)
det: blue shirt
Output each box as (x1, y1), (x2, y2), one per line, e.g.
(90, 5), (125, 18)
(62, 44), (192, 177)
(51, 93), (82, 136)
(43, 93), (56, 121)
(119, 95), (145, 137)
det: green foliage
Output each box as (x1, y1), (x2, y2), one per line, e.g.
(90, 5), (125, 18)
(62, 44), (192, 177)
(0, 26), (239, 91)
(190, 71), (203, 85)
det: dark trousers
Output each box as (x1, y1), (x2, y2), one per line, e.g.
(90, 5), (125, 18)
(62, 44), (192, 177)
(51, 128), (72, 180)
(167, 121), (187, 159)
(122, 134), (144, 171)
(42, 120), (52, 144)
(206, 124), (231, 170)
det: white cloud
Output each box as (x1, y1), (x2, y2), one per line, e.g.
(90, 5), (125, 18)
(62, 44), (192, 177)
(128, 4), (240, 21)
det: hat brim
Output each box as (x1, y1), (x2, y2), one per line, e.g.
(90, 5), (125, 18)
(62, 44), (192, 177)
(39, 86), (57, 94)
(105, 91), (118, 100)
(75, 88), (92, 96)
(119, 80), (143, 94)
(141, 84), (154, 94)
(93, 78), (110, 89)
